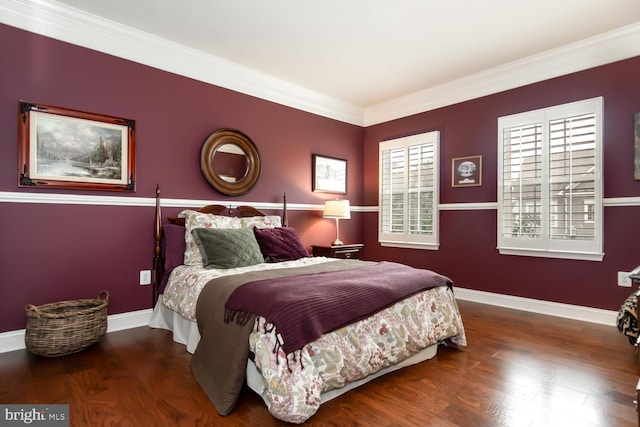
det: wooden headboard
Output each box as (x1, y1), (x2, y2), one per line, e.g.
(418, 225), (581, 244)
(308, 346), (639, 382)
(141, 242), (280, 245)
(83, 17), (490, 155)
(152, 185), (288, 305)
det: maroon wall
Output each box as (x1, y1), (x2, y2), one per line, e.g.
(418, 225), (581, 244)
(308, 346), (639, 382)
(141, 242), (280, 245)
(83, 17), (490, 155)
(363, 57), (640, 311)
(2, 22), (639, 334)
(0, 24), (363, 333)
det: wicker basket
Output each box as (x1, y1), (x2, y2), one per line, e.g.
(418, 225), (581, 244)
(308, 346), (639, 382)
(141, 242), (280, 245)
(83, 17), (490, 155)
(25, 291), (109, 357)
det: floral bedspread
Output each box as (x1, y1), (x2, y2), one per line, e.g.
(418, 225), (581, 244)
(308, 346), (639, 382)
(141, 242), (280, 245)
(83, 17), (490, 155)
(162, 258), (466, 424)
(249, 284), (466, 423)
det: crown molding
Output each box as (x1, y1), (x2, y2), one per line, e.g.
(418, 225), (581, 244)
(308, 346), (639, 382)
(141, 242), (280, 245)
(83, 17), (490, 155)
(2, 1), (639, 127)
(0, 0), (364, 125)
(364, 22), (640, 126)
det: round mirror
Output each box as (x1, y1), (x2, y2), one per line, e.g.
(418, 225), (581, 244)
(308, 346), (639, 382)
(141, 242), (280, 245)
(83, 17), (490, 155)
(200, 129), (261, 196)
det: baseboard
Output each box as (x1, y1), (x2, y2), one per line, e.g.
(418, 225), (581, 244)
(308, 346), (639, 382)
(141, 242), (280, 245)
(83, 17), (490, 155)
(454, 287), (617, 326)
(0, 309), (153, 354)
(0, 291), (618, 354)
(105, 308), (153, 332)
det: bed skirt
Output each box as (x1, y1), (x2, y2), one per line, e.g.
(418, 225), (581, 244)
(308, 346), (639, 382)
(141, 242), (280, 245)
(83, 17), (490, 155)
(149, 299), (201, 353)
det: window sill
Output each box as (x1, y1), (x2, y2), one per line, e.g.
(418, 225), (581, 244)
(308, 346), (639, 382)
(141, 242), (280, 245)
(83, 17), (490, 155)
(379, 241), (439, 251)
(497, 246), (604, 261)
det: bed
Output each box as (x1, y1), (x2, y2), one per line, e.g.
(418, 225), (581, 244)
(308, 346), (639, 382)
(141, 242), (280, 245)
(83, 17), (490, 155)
(148, 187), (466, 423)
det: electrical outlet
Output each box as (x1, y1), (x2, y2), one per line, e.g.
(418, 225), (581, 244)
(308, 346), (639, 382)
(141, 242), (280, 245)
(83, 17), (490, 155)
(139, 270), (151, 286)
(618, 271), (632, 287)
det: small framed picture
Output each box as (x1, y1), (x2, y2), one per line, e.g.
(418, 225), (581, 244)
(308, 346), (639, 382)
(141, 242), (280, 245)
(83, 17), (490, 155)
(312, 154), (347, 194)
(18, 101), (136, 191)
(452, 155), (482, 187)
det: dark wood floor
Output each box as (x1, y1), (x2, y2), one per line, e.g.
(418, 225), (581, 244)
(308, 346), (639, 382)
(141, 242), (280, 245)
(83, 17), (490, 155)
(0, 300), (637, 426)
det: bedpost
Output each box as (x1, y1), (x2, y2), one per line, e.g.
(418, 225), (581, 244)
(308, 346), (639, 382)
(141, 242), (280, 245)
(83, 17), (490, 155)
(283, 192), (288, 227)
(152, 184), (162, 306)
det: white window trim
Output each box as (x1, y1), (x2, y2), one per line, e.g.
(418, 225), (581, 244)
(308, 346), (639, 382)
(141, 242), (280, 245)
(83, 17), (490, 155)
(378, 131), (440, 250)
(497, 97), (604, 261)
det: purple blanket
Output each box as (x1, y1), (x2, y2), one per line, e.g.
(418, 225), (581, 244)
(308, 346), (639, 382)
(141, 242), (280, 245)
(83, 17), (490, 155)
(225, 261), (451, 354)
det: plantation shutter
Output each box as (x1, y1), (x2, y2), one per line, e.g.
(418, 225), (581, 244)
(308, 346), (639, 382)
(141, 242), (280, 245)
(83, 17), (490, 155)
(379, 131), (439, 249)
(407, 143), (435, 235)
(548, 113), (596, 242)
(380, 147), (405, 234)
(501, 122), (543, 239)
(497, 97), (603, 261)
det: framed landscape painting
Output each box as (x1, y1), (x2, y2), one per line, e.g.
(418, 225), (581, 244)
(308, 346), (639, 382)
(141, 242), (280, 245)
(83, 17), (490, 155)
(18, 101), (136, 191)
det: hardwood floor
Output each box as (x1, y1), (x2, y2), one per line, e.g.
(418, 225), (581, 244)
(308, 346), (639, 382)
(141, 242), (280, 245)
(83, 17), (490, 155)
(0, 300), (637, 426)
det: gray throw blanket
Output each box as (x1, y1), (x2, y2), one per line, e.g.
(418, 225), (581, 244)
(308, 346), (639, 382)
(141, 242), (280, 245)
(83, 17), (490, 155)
(191, 259), (369, 416)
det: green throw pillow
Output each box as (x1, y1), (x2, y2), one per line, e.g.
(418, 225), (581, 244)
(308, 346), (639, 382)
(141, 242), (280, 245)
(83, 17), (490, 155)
(191, 227), (264, 269)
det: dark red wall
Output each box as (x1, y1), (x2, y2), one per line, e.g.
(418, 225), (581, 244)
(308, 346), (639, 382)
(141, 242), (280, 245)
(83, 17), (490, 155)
(2, 21), (639, 334)
(363, 57), (640, 311)
(0, 24), (363, 333)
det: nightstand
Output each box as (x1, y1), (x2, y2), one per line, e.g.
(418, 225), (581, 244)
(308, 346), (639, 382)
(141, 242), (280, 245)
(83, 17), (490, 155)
(311, 244), (363, 260)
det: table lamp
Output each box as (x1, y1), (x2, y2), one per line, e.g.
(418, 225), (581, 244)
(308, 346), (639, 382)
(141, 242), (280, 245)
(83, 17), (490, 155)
(323, 199), (350, 246)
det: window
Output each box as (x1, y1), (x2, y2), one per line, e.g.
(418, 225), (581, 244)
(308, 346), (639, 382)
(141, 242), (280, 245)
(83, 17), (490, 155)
(497, 97), (603, 261)
(379, 131), (439, 249)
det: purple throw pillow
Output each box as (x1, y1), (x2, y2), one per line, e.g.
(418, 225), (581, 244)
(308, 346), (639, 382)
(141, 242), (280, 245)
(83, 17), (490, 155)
(253, 227), (309, 262)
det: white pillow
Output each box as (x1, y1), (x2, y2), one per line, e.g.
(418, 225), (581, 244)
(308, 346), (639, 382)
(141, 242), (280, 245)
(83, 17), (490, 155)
(178, 210), (241, 265)
(240, 215), (282, 229)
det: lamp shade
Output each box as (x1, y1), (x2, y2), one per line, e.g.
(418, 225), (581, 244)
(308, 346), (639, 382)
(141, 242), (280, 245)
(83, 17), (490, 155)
(323, 199), (350, 219)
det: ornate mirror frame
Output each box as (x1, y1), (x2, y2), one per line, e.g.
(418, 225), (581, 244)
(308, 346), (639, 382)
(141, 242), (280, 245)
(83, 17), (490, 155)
(200, 128), (261, 196)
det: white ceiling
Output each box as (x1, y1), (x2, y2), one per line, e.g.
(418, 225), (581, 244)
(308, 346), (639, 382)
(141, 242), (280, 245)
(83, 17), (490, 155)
(3, 1), (640, 125)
